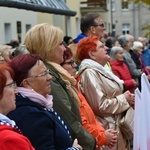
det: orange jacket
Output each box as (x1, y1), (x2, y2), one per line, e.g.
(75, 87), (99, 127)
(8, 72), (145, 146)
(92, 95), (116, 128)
(77, 90), (107, 148)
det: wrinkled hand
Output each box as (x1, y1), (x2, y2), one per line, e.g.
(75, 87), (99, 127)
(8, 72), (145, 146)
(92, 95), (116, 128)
(72, 138), (82, 150)
(124, 90), (135, 106)
(105, 129), (118, 149)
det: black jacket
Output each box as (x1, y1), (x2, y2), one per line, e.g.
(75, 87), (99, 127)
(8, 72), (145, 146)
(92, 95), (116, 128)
(7, 93), (76, 150)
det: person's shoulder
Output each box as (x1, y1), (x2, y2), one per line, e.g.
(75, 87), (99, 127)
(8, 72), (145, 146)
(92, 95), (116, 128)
(0, 126), (34, 150)
(0, 125), (22, 141)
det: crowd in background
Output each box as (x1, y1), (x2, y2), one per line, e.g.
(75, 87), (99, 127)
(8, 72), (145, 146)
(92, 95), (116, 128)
(0, 12), (150, 150)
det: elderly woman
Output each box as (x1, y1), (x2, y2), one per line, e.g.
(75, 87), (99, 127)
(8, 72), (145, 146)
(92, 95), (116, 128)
(0, 64), (34, 150)
(7, 54), (82, 150)
(76, 36), (135, 150)
(0, 45), (12, 62)
(110, 46), (137, 93)
(24, 23), (96, 150)
(118, 35), (141, 85)
(60, 47), (118, 149)
(131, 41), (150, 76)
(130, 41), (150, 89)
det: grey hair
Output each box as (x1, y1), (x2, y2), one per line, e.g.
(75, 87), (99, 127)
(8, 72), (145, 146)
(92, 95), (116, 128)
(118, 35), (130, 48)
(132, 41), (143, 51)
(110, 46), (124, 60)
(10, 45), (29, 59)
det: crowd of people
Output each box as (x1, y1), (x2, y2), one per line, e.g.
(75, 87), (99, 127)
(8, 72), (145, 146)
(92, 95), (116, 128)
(0, 12), (150, 150)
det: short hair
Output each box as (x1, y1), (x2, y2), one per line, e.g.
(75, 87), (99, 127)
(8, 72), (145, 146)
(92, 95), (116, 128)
(80, 12), (101, 34)
(60, 46), (73, 65)
(118, 35), (130, 48)
(10, 39), (19, 48)
(10, 45), (29, 59)
(0, 45), (12, 62)
(24, 23), (63, 61)
(105, 37), (118, 48)
(63, 36), (72, 45)
(0, 64), (14, 98)
(110, 46), (124, 60)
(132, 41), (143, 51)
(77, 36), (99, 61)
(9, 54), (41, 86)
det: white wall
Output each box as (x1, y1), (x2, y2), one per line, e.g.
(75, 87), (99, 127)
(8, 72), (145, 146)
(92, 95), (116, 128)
(0, 7), (37, 44)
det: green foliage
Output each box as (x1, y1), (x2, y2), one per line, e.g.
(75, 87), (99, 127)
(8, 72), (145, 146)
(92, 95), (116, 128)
(134, 0), (150, 38)
(134, 0), (150, 5)
(142, 25), (150, 38)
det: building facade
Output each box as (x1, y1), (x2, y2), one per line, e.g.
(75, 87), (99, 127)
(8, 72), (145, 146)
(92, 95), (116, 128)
(0, 0), (149, 45)
(0, 7), (37, 44)
(0, 0), (80, 44)
(111, 0), (150, 38)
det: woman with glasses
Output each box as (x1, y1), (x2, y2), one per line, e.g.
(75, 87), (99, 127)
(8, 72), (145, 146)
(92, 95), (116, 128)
(24, 23), (96, 150)
(60, 47), (118, 149)
(76, 36), (135, 150)
(7, 54), (82, 150)
(0, 64), (34, 150)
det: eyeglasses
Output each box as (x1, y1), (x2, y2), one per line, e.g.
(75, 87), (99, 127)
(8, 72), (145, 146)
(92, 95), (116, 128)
(93, 23), (105, 28)
(61, 60), (76, 68)
(27, 69), (50, 80)
(5, 81), (17, 90)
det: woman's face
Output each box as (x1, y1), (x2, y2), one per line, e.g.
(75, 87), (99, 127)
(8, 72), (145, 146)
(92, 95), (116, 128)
(61, 58), (77, 76)
(114, 41), (121, 47)
(0, 55), (5, 64)
(91, 40), (110, 66)
(115, 50), (124, 61)
(125, 40), (132, 51)
(51, 42), (66, 64)
(0, 71), (17, 115)
(135, 47), (143, 55)
(25, 60), (52, 97)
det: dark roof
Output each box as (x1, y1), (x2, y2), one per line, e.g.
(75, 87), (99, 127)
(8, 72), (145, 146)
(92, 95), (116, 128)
(0, 0), (76, 16)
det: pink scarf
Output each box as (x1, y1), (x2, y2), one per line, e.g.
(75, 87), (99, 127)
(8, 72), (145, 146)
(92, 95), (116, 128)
(17, 87), (53, 109)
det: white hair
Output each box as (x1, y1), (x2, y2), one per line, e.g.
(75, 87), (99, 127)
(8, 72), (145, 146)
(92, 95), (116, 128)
(132, 41), (143, 51)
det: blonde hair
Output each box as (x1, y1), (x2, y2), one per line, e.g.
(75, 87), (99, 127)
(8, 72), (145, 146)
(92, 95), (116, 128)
(0, 45), (12, 62)
(24, 23), (63, 61)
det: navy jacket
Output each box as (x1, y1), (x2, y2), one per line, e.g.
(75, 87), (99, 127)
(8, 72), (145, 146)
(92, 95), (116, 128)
(7, 93), (76, 150)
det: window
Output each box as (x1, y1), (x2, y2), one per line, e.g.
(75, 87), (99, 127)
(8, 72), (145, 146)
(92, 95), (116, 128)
(122, 0), (128, 10)
(112, 24), (116, 36)
(16, 21), (22, 43)
(122, 24), (130, 35)
(4, 23), (12, 44)
(111, 0), (115, 11)
(26, 24), (31, 33)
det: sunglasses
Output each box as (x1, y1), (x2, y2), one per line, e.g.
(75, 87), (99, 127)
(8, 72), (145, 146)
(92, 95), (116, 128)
(93, 23), (105, 28)
(61, 60), (76, 68)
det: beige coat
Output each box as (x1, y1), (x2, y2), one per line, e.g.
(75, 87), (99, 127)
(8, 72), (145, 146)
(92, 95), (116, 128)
(77, 64), (131, 150)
